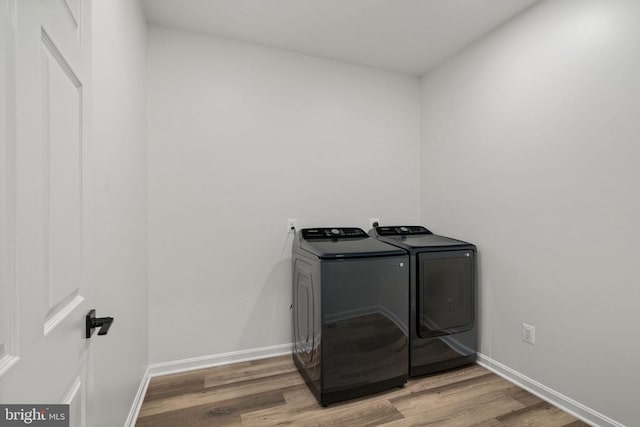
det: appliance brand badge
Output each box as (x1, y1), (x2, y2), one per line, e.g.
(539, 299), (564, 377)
(0, 405), (69, 426)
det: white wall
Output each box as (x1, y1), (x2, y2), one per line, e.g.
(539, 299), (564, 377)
(420, 0), (640, 424)
(92, 1), (148, 425)
(147, 25), (421, 364)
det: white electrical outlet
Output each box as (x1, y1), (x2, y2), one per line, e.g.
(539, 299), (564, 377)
(522, 323), (536, 345)
(369, 218), (380, 229)
(287, 218), (297, 233)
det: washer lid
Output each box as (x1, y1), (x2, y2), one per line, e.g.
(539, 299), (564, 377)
(382, 233), (474, 249)
(300, 228), (406, 259)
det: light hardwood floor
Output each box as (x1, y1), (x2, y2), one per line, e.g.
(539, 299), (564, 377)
(137, 355), (588, 426)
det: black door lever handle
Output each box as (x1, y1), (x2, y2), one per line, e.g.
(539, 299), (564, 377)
(86, 309), (114, 338)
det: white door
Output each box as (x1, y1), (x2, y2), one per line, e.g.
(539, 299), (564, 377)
(0, 0), (95, 425)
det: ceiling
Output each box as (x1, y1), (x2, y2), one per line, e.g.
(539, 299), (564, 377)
(141, 0), (540, 76)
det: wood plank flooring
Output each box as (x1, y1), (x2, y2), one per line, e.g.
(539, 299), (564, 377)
(137, 355), (588, 426)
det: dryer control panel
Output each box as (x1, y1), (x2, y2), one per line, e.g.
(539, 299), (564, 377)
(301, 228), (368, 240)
(375, 226), (432, 236)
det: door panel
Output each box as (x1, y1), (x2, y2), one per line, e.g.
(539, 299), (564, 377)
(42, 29), (84, 326)
(322, 256), (408, 392)
(0, 1), (93, 426)
(417, 251), (475, 338)
(62, 0), (82, 34)
(62, 373), (86, 427)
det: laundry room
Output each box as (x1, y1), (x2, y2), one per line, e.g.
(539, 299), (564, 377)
(1, 0), (638, 426)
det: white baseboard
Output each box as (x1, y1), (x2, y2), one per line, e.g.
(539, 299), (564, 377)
(477, 353), (624, 427)
(148, 343), (293, 378)
(124, 366), (150, 427)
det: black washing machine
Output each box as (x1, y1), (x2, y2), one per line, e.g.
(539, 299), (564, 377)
(292, 227), (409, 406)
(370, 225), (477, 377)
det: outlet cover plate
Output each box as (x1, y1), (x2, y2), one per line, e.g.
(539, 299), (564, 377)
(522, 323), (536, 345)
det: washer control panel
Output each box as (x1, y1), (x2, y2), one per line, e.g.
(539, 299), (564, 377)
(375, 225), (431, 236)
(301, 228), (368, 240)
